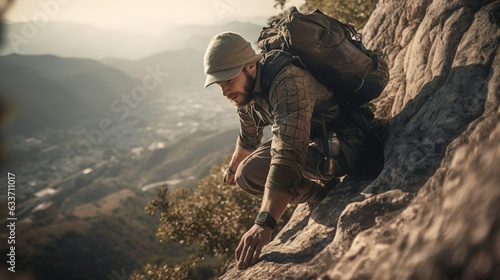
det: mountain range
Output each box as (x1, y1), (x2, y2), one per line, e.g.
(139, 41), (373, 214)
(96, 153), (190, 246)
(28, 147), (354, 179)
(1, 20), (262, 60)
(102, 48), (205, 89)
(0, 19), (261, 280)
(0, 20), (264, 134)
(0, 54), (141, 135)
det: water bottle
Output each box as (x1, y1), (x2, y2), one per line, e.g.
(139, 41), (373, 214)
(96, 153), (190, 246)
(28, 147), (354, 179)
(324, 133), (339, 176)
(328, 133), (340, 157)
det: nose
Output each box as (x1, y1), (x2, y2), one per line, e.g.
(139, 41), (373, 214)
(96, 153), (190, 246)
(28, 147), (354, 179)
(221, 84), (231, 96)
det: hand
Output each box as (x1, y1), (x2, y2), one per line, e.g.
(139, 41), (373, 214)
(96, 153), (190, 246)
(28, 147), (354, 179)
(235, 224), (272, 269)
(223, 167), (236, 185)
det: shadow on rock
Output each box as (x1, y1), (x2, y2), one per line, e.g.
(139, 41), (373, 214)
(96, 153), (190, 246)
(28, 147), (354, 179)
(364, 64), (489, 196)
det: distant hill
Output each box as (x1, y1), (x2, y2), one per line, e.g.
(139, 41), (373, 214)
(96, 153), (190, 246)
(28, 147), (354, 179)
(0, 54), (142, 134)
(101, 21), (264, 88)
(0, 53), (109, 79)
(0, 21), (155, 60)
(102, 48), (205, 89)
(139, 128), (237, 184)
(0, 60), (83, 134)
(0, 21), (262, 60)
(163, 21), (263, 52)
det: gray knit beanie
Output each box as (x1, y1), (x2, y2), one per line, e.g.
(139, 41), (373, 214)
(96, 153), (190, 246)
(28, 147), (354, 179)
(203, 32), (262, 88)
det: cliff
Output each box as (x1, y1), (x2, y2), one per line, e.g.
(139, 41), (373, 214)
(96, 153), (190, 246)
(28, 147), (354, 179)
(221, 0), (500, 279)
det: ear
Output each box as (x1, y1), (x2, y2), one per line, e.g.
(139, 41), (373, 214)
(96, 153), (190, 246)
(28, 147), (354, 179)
(245, 63), (257, 77)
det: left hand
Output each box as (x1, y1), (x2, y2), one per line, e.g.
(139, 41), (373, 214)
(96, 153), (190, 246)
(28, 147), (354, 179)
(223, 167), (236, 185)
(235, 224), (272, 269)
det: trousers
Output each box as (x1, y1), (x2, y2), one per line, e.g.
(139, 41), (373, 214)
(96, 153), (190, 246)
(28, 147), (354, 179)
(234, 140), (340, 205)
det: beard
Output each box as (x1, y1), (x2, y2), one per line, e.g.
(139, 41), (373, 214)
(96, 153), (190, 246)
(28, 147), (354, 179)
(234, 70), (256, 107)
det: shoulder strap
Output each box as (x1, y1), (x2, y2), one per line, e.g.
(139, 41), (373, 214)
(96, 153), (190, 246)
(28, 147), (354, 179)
(260, 50), (305, 94)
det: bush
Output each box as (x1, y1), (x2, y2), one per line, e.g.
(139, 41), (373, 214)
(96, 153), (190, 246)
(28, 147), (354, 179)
(132, 163), (294, 279)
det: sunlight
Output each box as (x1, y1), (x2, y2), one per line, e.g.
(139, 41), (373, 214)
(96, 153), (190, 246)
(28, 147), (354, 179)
(5, 0), (304, 34)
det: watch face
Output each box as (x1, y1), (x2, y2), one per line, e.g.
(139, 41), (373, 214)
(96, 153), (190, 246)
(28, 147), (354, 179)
(255, 212), (268, 224)
(254, 212), (276, 230)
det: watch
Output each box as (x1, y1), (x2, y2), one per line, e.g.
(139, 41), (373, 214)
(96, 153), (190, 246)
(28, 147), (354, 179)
(254, 212), (277, 230)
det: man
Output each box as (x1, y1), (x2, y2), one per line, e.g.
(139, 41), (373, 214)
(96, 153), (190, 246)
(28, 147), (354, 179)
(203, 32), (368, 269)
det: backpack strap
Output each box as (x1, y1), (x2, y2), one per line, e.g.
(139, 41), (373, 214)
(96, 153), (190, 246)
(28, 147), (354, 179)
(261, 50), (305, 94)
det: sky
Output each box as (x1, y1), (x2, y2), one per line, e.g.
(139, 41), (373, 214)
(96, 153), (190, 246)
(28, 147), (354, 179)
(5, 0), (304, 35)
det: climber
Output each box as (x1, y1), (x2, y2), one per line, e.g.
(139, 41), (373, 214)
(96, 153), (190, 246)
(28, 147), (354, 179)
(203, 32), (372, 270)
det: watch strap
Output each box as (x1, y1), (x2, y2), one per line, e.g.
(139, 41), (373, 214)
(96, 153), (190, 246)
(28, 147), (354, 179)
(254, 211), (277, 230)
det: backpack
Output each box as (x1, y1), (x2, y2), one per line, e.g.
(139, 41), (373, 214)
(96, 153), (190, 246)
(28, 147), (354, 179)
(257, 7), (389, 167)
(257, 7), (389, 106)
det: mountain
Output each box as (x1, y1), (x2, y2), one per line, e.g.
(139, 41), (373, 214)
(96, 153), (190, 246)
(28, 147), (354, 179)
(0, 53), (107, 79)
(221, 0), (500, 279)
(0, 21), (262, 60)
(161, 21), (262, 52)
(139, 128), (237, 181)
(0, 59), (84, 134)
(0, 54), (142, 134)
(0, 21), (156, 60)
(102, 48), (205, 89)
(108, 128), (238, 190)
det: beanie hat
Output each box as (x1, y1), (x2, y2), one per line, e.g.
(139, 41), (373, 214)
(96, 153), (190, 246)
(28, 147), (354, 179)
(203, 32), (262, 88)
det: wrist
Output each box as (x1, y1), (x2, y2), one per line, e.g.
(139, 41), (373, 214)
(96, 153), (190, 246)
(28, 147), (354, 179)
(254, 211), (277, 231)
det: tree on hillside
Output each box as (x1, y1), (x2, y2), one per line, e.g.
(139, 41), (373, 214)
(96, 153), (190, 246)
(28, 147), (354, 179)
(274, 0), (378, 29)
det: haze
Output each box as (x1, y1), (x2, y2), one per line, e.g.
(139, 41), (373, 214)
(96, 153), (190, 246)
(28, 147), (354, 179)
(5, 0), (304, 35)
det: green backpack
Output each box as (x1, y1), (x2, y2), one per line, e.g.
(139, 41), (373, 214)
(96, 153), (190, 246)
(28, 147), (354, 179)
(258, 7), (389, 106)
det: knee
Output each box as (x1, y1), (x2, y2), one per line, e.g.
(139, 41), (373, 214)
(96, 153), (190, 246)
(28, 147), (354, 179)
(234, 157), (265, 197)
(234, 159), (251, 192)
(234, 163), (245, 190)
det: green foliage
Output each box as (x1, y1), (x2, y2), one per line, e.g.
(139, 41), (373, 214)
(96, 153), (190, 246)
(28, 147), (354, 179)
(132, 163), (294, 279)
(150, 164), (262, 257)
(131, 260), (194, 280)
(274, 0), (288, 9)
(274, 0), (378, 29)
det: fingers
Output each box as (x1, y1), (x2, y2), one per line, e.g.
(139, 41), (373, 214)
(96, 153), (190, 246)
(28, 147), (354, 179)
(250, 244), (263, 266)
(235, 233), (257, 270)
(235, 233), (253, 263)
(223, 172), (236, 185)
(235, 225), (272, 269)
(242, 242), (256, 268)
(227, 174), (235, 185)
(238, 240), (258, 270)
(235, 238), (244, 261)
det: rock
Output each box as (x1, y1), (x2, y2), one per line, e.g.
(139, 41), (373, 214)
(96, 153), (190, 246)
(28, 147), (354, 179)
(221, 0), (500, 279)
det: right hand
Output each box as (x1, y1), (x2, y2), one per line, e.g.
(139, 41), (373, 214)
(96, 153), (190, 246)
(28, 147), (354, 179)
(223, 166), (236, 185)
(235, 224), (272, 269)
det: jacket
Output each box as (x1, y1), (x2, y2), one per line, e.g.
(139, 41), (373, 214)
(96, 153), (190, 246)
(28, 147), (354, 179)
(237, 62), (367, 195)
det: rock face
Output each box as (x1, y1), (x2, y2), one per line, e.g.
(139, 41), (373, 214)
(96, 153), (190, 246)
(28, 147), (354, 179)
(221, 0), (499, 279)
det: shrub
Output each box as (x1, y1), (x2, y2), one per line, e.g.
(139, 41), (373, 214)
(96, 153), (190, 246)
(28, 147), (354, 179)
(132, 163), (294, 279)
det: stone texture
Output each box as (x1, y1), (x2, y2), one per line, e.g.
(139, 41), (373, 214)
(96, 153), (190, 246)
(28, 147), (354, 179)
(221, 0), (499, 279)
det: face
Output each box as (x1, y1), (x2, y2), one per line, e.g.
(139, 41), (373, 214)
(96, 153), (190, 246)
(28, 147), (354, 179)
(217, 65), (256, 107)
